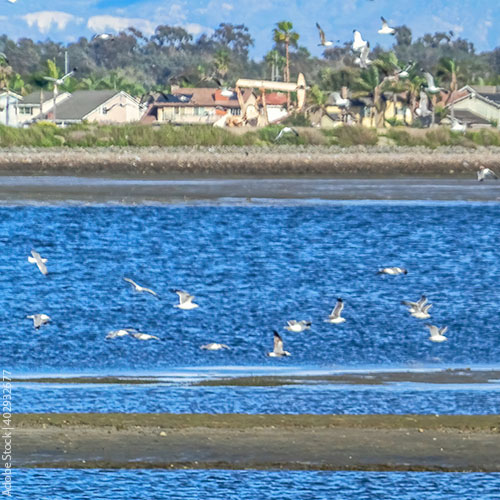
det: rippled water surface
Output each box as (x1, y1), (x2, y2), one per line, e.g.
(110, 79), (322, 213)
(13, 469), (500, 500)
(2, 203), (499, 371)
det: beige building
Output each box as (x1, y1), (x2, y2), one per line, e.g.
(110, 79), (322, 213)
(143, 87), (255, 125)
(18, 91), (71, 124)
(47, 90), (143, 126)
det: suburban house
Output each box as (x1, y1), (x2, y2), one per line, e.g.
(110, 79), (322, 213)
(442, 85), (500, 128)
(143, 87), (256, 125)
(263, 92), (288, 123)
(46, 90), (143, 126)
(321, 91), (412, 128)
(0, 90), (22, 127)
(17, 90), (71, 124)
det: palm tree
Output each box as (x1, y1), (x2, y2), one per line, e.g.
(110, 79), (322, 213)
(213, 49), (231, 82)
(305, 84), (328, 123)
(437, 57), (459, 119)
(265, 50), (285, 81)
(273, 21), (299, 108)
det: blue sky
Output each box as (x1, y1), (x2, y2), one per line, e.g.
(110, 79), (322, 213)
(2, 0), (499, 59)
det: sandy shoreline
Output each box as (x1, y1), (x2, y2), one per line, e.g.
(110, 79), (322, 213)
(1, 146), (499, 177)
(12, 368), (500, 385)
(15, 413), (500, 471)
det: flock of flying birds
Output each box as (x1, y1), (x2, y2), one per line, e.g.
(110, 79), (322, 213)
(26, 249), (454, 357)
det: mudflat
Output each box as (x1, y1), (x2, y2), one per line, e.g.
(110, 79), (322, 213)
(15, 414), (500, 471)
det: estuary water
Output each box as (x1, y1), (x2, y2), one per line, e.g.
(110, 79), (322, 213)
(12, 469), (500, 500)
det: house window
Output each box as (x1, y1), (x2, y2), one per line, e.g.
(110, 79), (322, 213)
(19, 107), (33, 115)
(231, 108), (241, 116)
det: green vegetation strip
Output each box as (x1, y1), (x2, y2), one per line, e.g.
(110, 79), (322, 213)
(14, 413), (500, 432)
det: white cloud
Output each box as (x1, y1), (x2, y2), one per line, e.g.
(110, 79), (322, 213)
(23, 11), (82, 34)
(221, 3), (233, 10)
(183, 23), (213, 37)
(87, 15), (156, 36)
(430, 16), (464, 35)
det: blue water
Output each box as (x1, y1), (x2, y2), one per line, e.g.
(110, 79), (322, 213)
(2, 203), (499, 371)
(12, 382), (500, 414)
(11, 470), (500, 499)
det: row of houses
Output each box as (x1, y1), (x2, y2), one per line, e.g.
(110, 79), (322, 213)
(1, 84), (500, 129)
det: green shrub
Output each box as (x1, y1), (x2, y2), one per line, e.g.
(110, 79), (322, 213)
(325, 126), (378, 147)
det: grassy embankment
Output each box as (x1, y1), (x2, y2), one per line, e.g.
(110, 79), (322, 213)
(1, 122), (500, 148)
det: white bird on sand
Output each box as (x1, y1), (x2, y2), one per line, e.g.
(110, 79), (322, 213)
(27, 314), (50, 329)
(355, 42), (372, 69)
(426, 324), (448, 342)
(106, 328), (137, 339)
(352, 30), (368, 52)
(131, 332), (160, 341)
(274, 127), (299, 142)
(477, 165), (498, 182)
(378, 267), (408, 275)
(267, 331), (291, 357)
(29, 250), (48, 275)
(316, 23), (334, 47)
(422, 71), (443, 94)
(123, 277), (158, 297)
(284, 320), (311, 332)
(200, 343), (230, 350)
(325, 298), (346, 324)
(378, 17), (396, 35)
(411, 303), (432, 319)
(173, 290), (199, 310)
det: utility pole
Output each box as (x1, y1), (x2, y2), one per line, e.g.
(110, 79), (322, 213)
(64, 50), (68, 75)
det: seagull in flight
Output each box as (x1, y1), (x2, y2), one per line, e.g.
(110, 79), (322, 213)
(27, 314), (50, 329)
(426, 324), (448, 342)
(106, 328), (138, 339)
(274, 127), (299, 142)
(331, 92), (350, 108)
(123, 278), (158, 297)
(378, 17), (396, 35)
(355, 42), (372, 69)
(477, 165), (498, 181)
(411, 303), (432, 320)
(325, 298), (346, 324)
(29, 250), (48, 276)
(284, 320), (311, 332)
(200, 343), (230, 350)
(396, 61), (414, 79)
(131, 332), (160, 341)
(352, 30), (368, 52)
(378, 267), (408, 275)
(401, 295), (428, 314)
(172, 290), (199, 310)
(316, 23), (335, 47)
(422, 71), (443, 94)
(267, 331), (291, 357)
(7, 0), (17, 3)
(450, 117), (466, 133)
(91, 33), (115, 42)
(44, 68), (77, 87)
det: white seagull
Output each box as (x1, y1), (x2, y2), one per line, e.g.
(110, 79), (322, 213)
(422, 71), (443, 94)
(325, 298), (346, 324)
(477, 165), (498, 182)
(29, 250), (48, 275)
(401, 295), (428, 313)
(450, 117), (466, 133)
(426, 324), (448, 342)
(123, 277), (158, 297)
(173, 290), (199, 310)
(200, 343), (230, 350)
(131, 332), (160, 341)
(91, 33), (115, 42)
(378, 17), (396, 35)
(415, 90), (431, 117)
(274, 127), (299, 142)
(378, 267), (408, 275)
(355, 42), (372, 69)
(316, 23), (334, 47)
(331, 92), (350, 108)
(284, 320), (311, 332)
(267, 331), (291, 357)
(7, 0), (17, 3)
(27, 314), (51, 329)
(352, 30), (368, 52)
(106, 328), (137, 339)
(411, 303), (432, 320)
(396, 61), (414, 79)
